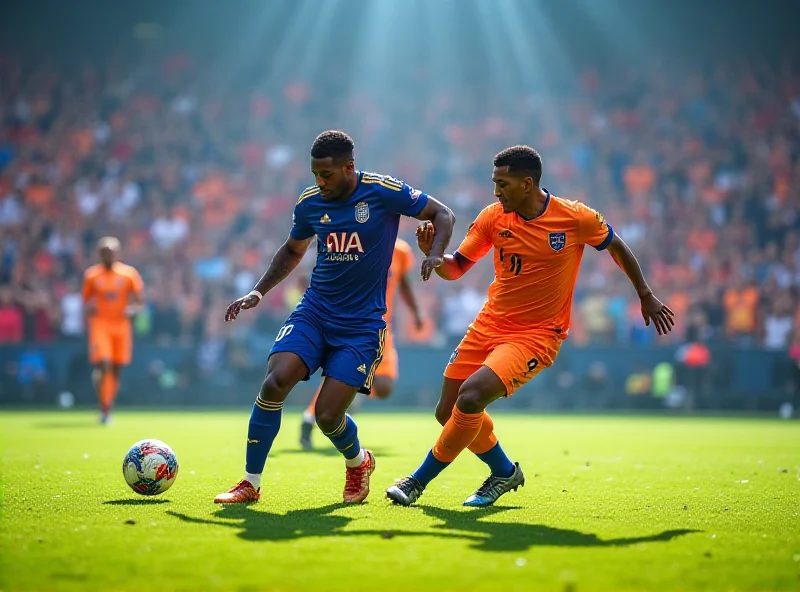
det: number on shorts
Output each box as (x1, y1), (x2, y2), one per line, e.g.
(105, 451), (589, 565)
(527, 358), (538, 372)
(276, 324), (295, 342)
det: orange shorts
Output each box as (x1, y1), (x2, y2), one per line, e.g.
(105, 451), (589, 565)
(88, 320), (133, 366)
(444, 322), (562, 395)
(374, 329), (398, 380)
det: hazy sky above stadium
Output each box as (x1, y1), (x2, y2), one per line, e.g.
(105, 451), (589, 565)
(2, 0), (796, 96)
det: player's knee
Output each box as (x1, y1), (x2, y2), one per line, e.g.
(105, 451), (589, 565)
(315, 408), (345, 434)
(434, 402), (452, 425)
(259, 372), (293, 402)
(455, 389), (489, 414)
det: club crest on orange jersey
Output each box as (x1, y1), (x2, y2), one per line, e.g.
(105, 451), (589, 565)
(355, 202), (369, 223)
(549, 232), (566, 252)
(499, 230), (513, 238)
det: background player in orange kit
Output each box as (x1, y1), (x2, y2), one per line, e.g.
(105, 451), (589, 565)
(387, 146), (675, 507)
(299, 237), (424, 449)
(82, 237), (144, 424)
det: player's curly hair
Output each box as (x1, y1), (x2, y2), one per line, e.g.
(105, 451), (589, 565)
(494, 145), (542, 183)
(310, 130), (355, 161)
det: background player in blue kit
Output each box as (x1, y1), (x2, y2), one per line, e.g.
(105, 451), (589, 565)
(214, 131), (455, 504)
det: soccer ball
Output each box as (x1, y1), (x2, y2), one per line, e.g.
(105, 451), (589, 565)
(122, 439), (179, 495)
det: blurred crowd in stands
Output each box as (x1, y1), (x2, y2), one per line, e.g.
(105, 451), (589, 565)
(0, 47), (799, 360)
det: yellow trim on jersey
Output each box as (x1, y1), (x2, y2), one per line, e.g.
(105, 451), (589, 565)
(364, 327), (388, 390)
(362, 173), (403, 191)
(297, 186), (320, 204)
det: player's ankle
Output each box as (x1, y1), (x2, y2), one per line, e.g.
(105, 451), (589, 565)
(244, 472), (262, 490)
(344, 448), (366, 468)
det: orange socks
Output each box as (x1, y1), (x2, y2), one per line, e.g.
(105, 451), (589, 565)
(432, 406), (484, 463)
(98, 372), (119, 414)
(468, 411), (498, 455)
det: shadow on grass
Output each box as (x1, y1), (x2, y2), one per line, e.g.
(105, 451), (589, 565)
(167, 503), (699, 551)
(271, 445), (395, 459)
(167, 503), (472, 544)
(103, 498), (171, 506)
(417, 505), (700, 552)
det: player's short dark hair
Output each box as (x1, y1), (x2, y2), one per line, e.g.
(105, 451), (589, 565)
(494, 145), (542, 183)
(310, 130), (355, 161)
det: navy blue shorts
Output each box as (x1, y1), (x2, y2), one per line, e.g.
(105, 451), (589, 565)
(269, 305), (387, 395)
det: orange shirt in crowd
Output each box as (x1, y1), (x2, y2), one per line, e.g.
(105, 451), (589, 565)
(723, 287), (759, 335)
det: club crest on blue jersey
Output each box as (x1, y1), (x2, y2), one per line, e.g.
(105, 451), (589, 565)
(355, 201), (370, 224)
(549, 232), (566, 252)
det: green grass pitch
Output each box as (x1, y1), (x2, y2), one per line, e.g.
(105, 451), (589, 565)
(1, 410), (799, 592)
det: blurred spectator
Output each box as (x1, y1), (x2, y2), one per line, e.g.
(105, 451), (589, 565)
(0, 45), (797, 352)
(0, 288), (23, 343)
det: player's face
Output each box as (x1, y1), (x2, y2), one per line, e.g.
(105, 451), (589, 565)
(98, 247), (116, 267)
(311, 157), (355, 201)
(492, 167), (532, 213)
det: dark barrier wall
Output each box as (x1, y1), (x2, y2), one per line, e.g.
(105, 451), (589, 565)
(1, 339), (793, 412)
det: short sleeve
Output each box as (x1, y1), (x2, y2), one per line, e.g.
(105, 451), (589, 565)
(577, 202), (614, 251)
(128, 267), (144, 295)
(382, 179), (429, 217)
(456, 207), (494, 263)
(289, 199), (315, 241)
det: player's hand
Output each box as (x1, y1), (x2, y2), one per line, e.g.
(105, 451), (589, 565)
(416, 221), (434, 257)
(84, 302), (97, 317)
(421, 256), (443, 281)
(225, 293), (261, 323)
(640, 293), (675, 336)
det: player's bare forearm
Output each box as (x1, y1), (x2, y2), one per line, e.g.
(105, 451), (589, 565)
(435, 253), (474, 281)
(606, 234), (651, 297)
(253, 237), (310, 296)
(416, 198), (455, 259)
(125, 292), (145, 317)
(398, 275), (422, 321)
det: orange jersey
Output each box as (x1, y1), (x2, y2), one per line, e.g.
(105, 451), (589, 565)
(384, 238), (415, 331)
(456, 192), (613, 336)
(82, 263), (144, 323)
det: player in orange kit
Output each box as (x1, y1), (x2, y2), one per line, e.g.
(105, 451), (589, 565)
(82, 237), (144, 424)
(299, 238), (423, 449)
(387, 146), (675, 507)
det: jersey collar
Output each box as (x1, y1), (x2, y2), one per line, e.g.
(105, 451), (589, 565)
(516, 189), (551, 222)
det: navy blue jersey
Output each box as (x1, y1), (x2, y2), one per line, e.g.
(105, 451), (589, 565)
(289, 171), (429, 325)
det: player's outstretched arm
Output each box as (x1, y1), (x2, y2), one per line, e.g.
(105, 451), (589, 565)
(414, 197), (455, 281)
(606, 234), (675, 336)
(398, 272), (424, 330)
(225, 236), (312, 322)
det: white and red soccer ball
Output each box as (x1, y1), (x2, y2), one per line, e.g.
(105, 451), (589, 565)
(122, 439), (179, 495)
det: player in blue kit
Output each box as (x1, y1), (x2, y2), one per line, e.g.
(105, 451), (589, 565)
(214, 131), (455, 504)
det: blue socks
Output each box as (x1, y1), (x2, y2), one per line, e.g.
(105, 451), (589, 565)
(476, 442), (515, 478)
(411, 443), (514, 487)
(411, 450), (450, 486)
(245, 396), (283, 474)
(323, 414), (362, 461)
